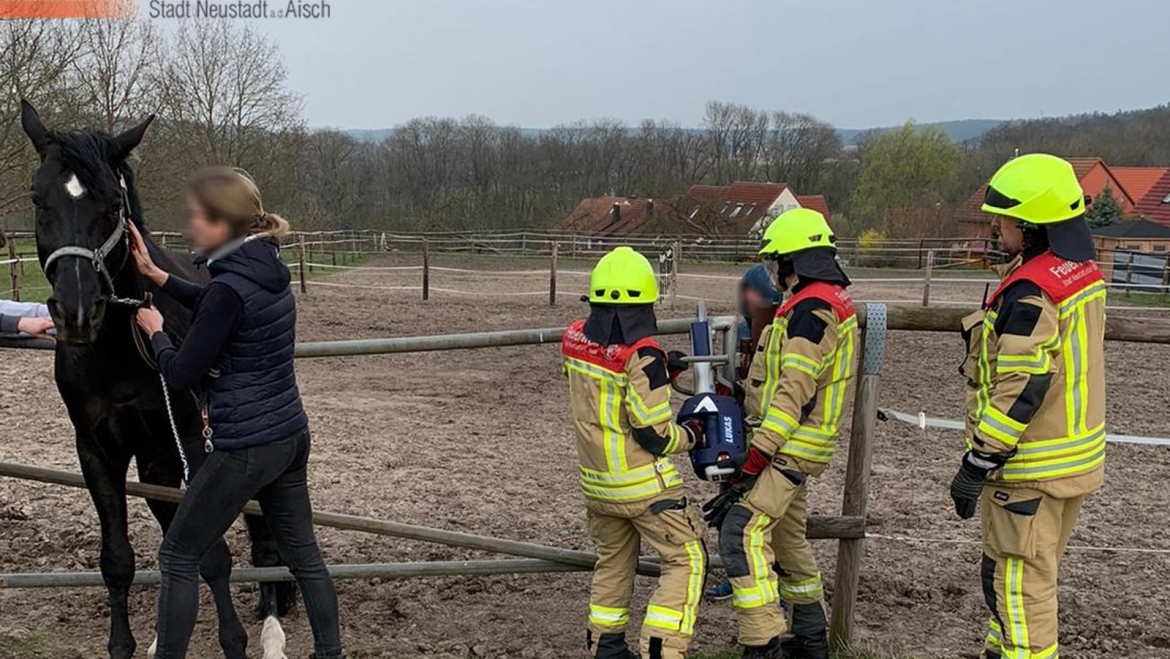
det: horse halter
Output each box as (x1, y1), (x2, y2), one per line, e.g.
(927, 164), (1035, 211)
(41, 176), (145, 307)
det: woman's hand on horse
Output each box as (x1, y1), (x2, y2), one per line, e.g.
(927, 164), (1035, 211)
(16, 316), (54, 341)
(136, 306), (165, 336)
(127, 222), (168, 287)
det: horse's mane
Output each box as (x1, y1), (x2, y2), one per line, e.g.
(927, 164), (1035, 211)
(54, 129), (206, 339)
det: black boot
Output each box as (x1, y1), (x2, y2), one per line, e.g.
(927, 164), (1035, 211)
(589, 630), (639, 659)
(780, 603), (828, 659)
(741, 636), (782, 659)
(780, 634), (827, 659)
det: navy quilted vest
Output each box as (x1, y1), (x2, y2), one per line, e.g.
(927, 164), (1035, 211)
(201, 236), (307, 450)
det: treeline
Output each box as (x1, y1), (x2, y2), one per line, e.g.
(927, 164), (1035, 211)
(2, 18), (1168, 239)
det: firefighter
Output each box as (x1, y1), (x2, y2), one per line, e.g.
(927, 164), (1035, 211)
(951, 153), (1106, 659)
(562, 246), (708, 659)
(705, 209), (856, 659)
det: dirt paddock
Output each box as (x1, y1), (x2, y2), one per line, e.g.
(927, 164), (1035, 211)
(2, 254), (1169, 659)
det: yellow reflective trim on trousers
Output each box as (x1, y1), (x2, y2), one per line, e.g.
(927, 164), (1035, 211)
(1032, 644), (1059, 659)
(644, 605), (684, 632)
(986, 618), (1003, 649)
(680, 539), (705, 636)
(778, 573), (823, 601)
(733, 513), (778, 610)
(589, 604), (630, 628)
(1005, 557), (1029, 654)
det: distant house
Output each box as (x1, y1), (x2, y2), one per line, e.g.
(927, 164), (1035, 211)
(1092, 219), (1170, 282)
(958, 157), (1137, 238)
(560, 196), (657, 238)
(560, 181), (833, 239)
(1133, 169), (1170, 229)
(1112, 167), (1170, 206)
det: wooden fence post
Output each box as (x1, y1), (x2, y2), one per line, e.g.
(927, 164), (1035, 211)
(549, 242), (559, 307)
(670, 240), (680, 311)
(1161, 258), (1170, 302)
(921, 249), (935, 307)
(298, 234), (308, 295)
(330, 237), (337, 267)
(7, 237), (19, 302)
(829, 303), (887, 652)
(1125, 253), (1135, 298)
(422, 238), (430, 301)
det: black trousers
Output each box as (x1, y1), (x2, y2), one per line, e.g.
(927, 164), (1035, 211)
(154, 428), (342, 659)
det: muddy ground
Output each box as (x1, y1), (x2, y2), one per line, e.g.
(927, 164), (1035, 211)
(1, 253), (1168, 659)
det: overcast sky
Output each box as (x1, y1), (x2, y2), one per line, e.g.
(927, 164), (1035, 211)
(142, 0), (1170, 130)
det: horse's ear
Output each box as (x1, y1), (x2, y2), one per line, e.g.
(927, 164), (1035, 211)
(20, 99), (50, 158)
(112, 114), (155, 160)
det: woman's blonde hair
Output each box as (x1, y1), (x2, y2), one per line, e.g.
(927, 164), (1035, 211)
(185, 166), (290, 238)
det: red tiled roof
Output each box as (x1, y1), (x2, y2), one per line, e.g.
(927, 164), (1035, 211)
(560, 196), (655, 237)
(1112, 167), (1170, 204)
(1064, 157), (1104, 179)
(795, 195), (833, 224)
(1134, 170), (1170, 228)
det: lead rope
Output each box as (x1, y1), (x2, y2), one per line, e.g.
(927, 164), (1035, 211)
(129, 299), (193, 484)
(159, 373), (191, 483)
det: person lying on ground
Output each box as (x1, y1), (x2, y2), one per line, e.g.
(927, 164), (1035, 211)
(0, 299), (55, 340)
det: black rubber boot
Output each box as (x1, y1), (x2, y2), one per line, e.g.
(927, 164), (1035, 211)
(589, 630), (639, 659)
(780, 634), (827, 659)
(781, 603), (828, 659)
(741, 636), (782, 659)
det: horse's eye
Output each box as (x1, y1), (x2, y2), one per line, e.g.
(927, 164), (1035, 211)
(29, 192), (42, 208)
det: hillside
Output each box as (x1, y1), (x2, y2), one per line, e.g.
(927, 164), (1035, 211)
(345, 119), (1006, 145)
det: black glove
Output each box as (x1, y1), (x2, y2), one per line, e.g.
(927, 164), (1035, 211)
(950, 448), (1012, 520)
(702, 485), (748, 530)
(681, 417), (706, 448)
(667, 350), (689, 380)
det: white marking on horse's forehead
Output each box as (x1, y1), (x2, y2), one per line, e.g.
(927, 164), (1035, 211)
(64, 173), (85, 199)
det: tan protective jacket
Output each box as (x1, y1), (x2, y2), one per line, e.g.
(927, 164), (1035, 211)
(562, 319), (697, 503)
(744, 283), (858, 477)
(961, 251), (1106, 498)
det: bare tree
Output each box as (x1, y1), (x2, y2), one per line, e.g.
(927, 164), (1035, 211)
(72, 19), (162, 133)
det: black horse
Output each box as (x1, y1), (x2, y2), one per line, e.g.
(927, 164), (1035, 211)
(20, 101), (294, 659)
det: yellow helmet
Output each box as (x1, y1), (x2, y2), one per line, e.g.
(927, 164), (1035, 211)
(759, 208), (835, 257)
(982, 153), (1086, 225)
(588, 246), (659, 305)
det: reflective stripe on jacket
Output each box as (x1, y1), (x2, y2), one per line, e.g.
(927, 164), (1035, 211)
(963, 251), (1106, 493)
(562, 319), (695, 503)
(749, 283), (857, 472)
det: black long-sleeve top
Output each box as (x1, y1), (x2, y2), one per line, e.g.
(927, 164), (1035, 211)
(149, 275), (244, 393)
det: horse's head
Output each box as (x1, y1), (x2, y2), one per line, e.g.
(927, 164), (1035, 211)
(20, 100), (154, 345)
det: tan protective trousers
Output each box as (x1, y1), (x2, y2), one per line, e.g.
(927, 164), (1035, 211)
(718, 467), (826, 647)
(586, 491), (707, 659)
(981, 487), (1085, 659)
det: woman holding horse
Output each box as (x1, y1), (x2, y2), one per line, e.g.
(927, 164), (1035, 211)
(128, 166), (344, 659)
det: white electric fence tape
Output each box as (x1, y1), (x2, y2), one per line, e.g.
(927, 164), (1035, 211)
(879, 408), (1170, 447)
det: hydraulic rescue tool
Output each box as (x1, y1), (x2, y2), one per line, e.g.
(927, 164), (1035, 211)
(677, 303), (746, 482)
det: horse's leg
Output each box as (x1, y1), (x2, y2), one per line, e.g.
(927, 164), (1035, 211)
(78, 438), (137, 659)
(138, 456), (248, 659)
(245, 514), (294, 659)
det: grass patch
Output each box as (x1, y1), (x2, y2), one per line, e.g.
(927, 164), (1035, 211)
(1112, 291), (1170, 308)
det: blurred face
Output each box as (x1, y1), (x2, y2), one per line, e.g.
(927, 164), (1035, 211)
(185, 193), (234, 253)
(993, 216), (1024, 256)
(741, 286), (765, 311)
